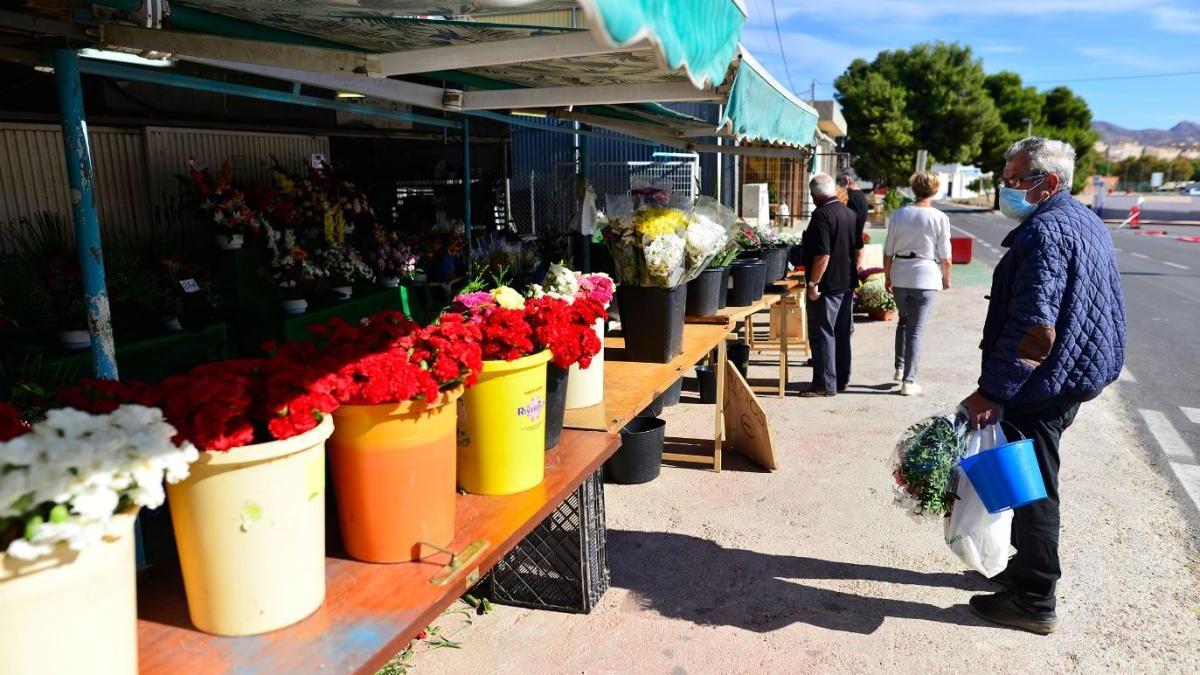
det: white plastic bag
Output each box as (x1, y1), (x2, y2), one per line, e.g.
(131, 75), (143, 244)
(944, 424), (1013, 577)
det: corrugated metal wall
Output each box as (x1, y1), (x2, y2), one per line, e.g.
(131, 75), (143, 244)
(0, 123), (150, 251)
(143, 126), (329, 228)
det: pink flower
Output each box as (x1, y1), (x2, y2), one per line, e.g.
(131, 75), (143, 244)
(578, 273), (615, 307)
(454, 291), (495, 310)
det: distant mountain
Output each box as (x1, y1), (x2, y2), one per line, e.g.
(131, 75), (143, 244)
(1093, 120), (1200, 146)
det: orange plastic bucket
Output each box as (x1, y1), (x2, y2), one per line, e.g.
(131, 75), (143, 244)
(329, 387), (463, 563)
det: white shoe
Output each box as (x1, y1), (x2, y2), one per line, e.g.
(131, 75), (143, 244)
(900, 382), (922, 396)
(894, 368), (904, 382)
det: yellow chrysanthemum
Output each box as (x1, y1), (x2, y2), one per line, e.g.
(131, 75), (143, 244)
(323, 207), (347, 246)
(633, 207), (686, 239)
(492, 286), (526, 310)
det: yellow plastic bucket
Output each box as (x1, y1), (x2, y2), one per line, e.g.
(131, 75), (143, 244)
(0, 511), (138, 675)
(167, 415), (332, 636)
(457, 350), (551, 495)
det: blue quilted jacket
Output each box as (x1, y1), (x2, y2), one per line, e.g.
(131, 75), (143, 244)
(979, 190), (1126, 407)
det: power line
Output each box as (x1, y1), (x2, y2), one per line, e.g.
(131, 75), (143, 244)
(767, 0), (797, 94)
(1027, 70), (1200, 84)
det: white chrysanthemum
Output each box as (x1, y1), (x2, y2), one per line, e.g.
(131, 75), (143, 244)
(685, 213), (729, 264)
(544, 262), (581, 299)
(643, 234), (685, 284)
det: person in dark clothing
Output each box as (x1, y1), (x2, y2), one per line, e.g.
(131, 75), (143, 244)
(800, 173), (859, 397)
(840, 168), (869, 270)
(961, 137), (1126, 635)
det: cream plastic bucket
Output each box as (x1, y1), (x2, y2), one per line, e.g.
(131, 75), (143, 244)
(168, 415), (332, 636)
(565, 318), (605, 409)
(0, 511), (138, 675)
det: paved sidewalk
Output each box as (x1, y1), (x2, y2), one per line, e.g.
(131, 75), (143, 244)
(414, 287), (1200, 674)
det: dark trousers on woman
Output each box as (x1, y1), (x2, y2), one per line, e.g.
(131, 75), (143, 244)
(806, 290), (853, 392)
(1003, 401), (1082, 613)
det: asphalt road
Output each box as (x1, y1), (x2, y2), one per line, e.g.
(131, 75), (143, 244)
(939, 202), (1200, 528)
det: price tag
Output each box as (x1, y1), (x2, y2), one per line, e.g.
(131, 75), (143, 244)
(179, 278), (201, 293)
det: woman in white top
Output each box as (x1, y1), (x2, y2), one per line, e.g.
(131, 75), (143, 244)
(883, 172), (952, 396)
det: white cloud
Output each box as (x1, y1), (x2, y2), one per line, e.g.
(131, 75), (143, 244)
(1150, 5), (1200, 33)
(769, 0), (1167, 21)
(739, 26), (882, 89)
(1077, 46), (1169, 70)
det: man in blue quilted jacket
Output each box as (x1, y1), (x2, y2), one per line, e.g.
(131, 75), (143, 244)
(961, 137), (1126, 634)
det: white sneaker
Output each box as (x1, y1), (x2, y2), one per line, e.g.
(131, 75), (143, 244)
(900, 382), (923, 396)
(894, 368), (904, 382)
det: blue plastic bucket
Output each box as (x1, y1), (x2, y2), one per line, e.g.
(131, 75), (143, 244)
(959, 439), (1048, 513)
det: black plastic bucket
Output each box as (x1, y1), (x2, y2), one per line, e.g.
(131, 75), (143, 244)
(716, 266), (730, 309)
(617, 284), (687, 363)
(726, 340), (750, 378)
(685, 267), (723, 317)
(640, 391), (665, 418)
(728, 259), (766, 307)
(661, 377), (683, 407)
(696, 364), (717, 403)
(760, 246), (788, 282)
(607, 416), (666, 484)
(544, 364), (569, 451)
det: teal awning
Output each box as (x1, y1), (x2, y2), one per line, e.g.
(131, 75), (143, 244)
(721, 48), (819, 147)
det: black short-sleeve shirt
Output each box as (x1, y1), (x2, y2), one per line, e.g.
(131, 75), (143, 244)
(801, 200), (859, 294)
(846, 188), (869, 250)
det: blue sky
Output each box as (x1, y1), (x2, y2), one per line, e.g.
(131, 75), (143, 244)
(738, 0), (1200, 130)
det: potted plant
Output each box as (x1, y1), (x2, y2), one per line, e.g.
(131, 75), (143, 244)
(522, 290), (605, 449)
(0, 401), (197, 675)
(536, 264), (615, 409)
(371, 226), (421, 289)
(750, 220), (789, 282)
(683, 202), (736, 317)
(294, 311), (482, 564)
(448, 286), (553, 495)
(728, 223), (768, 307)
(157, 356), (341, 636)
(708, 241), (741, 310)
(270, 232), (326, 315)
(858, 272), (897, 320)
(315, 246), (374, 301)
(187, 160), (264, 250)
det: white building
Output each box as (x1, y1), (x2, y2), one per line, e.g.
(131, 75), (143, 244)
(930, 162), (986, 199)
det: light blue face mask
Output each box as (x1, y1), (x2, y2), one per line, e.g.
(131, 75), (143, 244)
(998, 177), (1046, 221)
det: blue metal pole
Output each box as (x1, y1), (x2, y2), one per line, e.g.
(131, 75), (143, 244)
(579, 124), (591, 273)
(462, 116), (472, 267)
(53, 49), (118, 380)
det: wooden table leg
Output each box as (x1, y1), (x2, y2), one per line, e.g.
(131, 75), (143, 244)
(713, 338), (726, 473)
(779, 292), (789, 396)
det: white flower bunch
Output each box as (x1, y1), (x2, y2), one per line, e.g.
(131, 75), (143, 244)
(542, 262), (581, 301)
(685, 213), (729, 269)
(775, 230), (804, 246)
(315, 247), (376, 285)
(643, 233), (685, 285)
(0, 405), (198, 561)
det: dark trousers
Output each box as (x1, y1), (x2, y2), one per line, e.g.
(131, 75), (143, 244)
(806, 290), (853, 392)
(1004, 401), (1081, 613)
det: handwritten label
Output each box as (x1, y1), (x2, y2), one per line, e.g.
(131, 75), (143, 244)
(179, 278), (200, 293)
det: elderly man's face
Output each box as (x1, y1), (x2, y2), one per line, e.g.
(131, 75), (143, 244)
(1003, 153), (1060, 204)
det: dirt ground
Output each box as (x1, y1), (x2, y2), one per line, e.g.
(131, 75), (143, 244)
(414, 286), (1200, 674)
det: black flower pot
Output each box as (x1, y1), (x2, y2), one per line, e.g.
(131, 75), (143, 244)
(728, 259), (766, 307)
(544, 364), (569, 451)
(696, 364), (717, 403)
(685, 267), (724, 317)
(726, 340), (750, 378)
(760, 246), (788, 283)
(661, 377), (683, 407)
(788, 243), (805, 269)
(717, 266), (731, 309)
(641, 392), (665, 418)
(617, 284), (687, 363)
(606, 415), (667, 484)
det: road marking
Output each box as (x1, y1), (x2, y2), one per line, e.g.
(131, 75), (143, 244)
(1131, 252), (1151, 260)
(1162, 261), (1189, 270)
(1139, 410), (1200, 512)
(1183, 407), (1200, 425)
(949, 225), (978, 239)
(1139, 409), (1194, 462)
(1114, 247), (1123, 252)
(1120, 367), (1137, 382)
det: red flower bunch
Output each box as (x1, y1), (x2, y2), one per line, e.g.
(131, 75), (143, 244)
(55, 378), (160, 415)
(0, 402), (29, 441)
(297, 310), (483, 406)
(187, 159), (264, 237)
(471, 307), (535, 362)
(524, 296), (605, 369)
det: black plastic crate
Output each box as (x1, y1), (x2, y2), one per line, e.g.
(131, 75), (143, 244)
(484, 469), (609, 613)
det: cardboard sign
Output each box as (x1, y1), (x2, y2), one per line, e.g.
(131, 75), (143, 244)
(179, 278), (200, 293)
(721, 365), (777, 470)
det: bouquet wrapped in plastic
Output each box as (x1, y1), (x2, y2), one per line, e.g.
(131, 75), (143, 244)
(604, 188), (738, 288)
(891, 411), (969, 517)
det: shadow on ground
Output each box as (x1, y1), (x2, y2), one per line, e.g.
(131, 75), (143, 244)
(608, 530), (993, 634)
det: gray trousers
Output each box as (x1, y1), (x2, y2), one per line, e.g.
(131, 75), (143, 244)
(893, 288), (937, 383)
(806, 290), (853, 392)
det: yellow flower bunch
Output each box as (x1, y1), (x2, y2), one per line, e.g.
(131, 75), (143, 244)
(323, 206), (347, 246)
(633, 207), (686, 239)
(272, 169), (296, 196)
(491, 286), (526, 310)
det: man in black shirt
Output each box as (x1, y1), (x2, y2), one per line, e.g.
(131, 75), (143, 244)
(840, 168), (869, 270)
(801, 173), (859, 397)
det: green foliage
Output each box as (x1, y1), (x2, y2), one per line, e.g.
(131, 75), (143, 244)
(882, 189), (908, 216)
(857, 274), (896, 312)
(894, 415), (969, 515)
(1112, 155), (1200, 190)
(836, 42), (999, 186)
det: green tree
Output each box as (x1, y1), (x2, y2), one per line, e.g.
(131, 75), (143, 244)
(1041, 86), (1099, 193)
(835, 42), (999, 186)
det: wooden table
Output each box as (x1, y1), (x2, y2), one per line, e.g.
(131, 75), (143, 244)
(746, 279), (808, 375)
(136, 429), (620, 675)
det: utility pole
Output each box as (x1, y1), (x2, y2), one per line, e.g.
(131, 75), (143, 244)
(1023, 118), (1033, 137)
(810, 80), (816, 105)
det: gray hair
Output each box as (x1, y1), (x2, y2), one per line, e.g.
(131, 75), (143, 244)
(810, 173), (838, 199)
(839, 167), (859, 185)
(1005, 136), (1075, 191)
